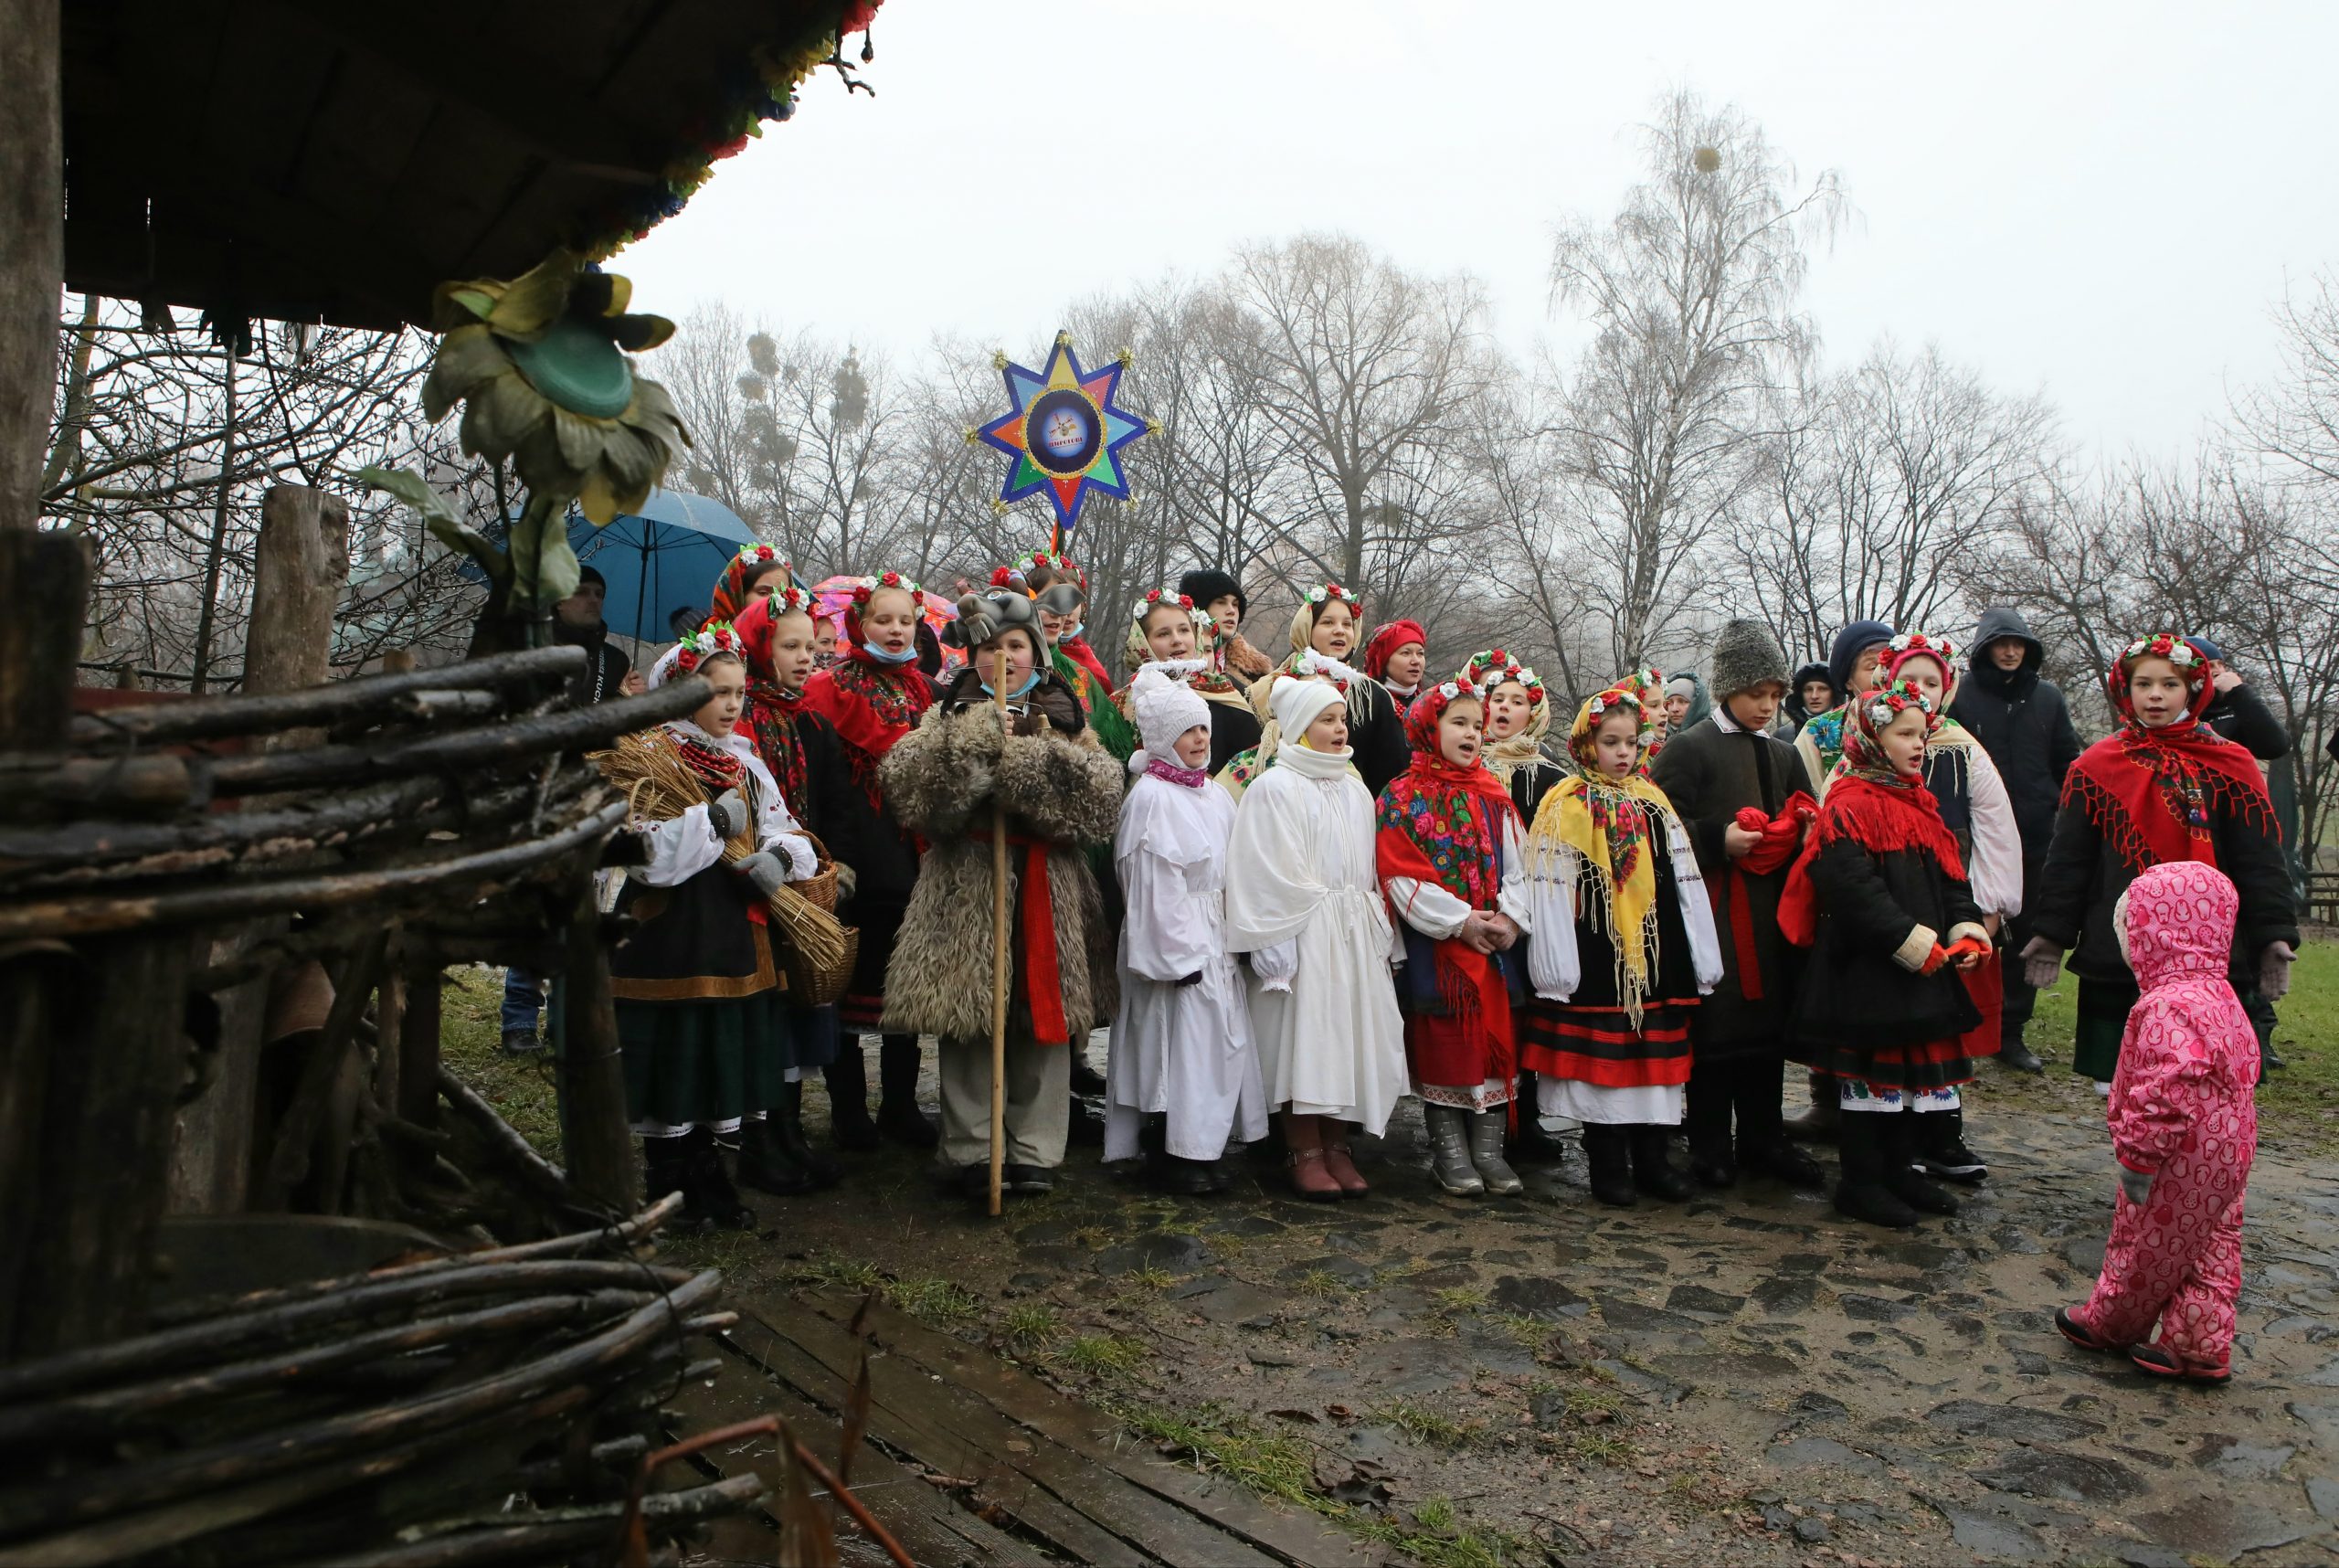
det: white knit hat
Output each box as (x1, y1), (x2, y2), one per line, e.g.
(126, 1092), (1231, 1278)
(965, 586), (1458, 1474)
(1269, 671), (1347, 739)
(1130, 661), (1211, 761)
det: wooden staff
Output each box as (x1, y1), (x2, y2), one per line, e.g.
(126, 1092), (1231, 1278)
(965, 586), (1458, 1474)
(989, 641), (1011, 1218)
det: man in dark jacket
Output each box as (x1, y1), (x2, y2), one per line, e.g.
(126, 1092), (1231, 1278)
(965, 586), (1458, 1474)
(1949, 607), (2082, 1073)
(2191, 637), (2291, 1069)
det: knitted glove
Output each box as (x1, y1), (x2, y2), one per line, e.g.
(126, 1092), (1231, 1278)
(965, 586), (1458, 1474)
(734, 851), (786, 898)
(707, 789), (749, 841)
(834, 862), (858, 901)
(2117, 1162), (2154, 1206)
(1942, 937), (1991, 971)
(2018, 936), (2063, 992)
(2260, 940), (2295, 1003)
(1918, 942), (1951, 977)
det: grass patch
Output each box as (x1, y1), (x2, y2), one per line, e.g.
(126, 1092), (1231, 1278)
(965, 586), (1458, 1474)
(1059, 1333), (1148, 1378)
(1288, 1268), (1350, 1298)
(1565, 1386), (1627, 1418)
(1567, 1431), (1636, 1465)
(1117, 1401), (1328, 1512)
(1369, 1398), (1481, 1448)
(890, 1276), (979, 1329)
(1428, 1286), (1488, 1314)
(438, 966), (563, 1160)
(1352, 1498), (1524, 1568)
(1126, 1266), (1177, 1291)
(1001, 1303), (1063, 1352)
(2031, 935), (2339, 1153)
(1487, 1313), (1553, 1349)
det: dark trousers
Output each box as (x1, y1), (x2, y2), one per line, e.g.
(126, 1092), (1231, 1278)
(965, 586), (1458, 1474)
(1686, 1050), (1787, 1160)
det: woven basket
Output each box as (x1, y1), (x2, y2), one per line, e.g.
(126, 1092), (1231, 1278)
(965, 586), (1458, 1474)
(780, 916), (859, 1009)
(792, 831), (840, 914)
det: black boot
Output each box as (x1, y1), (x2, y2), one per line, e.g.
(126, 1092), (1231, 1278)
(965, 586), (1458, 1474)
(1684, 1063), (1737, 1188)
(1508, 1072), (1568, 1162)
(1879, 1108), (1959, 1215)
(1913, 1103), (1985, 1183)
(824, 1044), (880, 1151)
(1629, 1124), (1694, 1202)
(875, 1033), (939, 1148)
(641, 1134), (704, 1229)
(682, 1127), (756, 1229)
(1996, 1029), (2045, 1074)
(1833, 1112), (1919, 1229)
(1582, 1124), (1637, 1207)
(1734, 1056), (1826, 1189)
(771, 1079), (842, 1186)
(737, 1117), (819, 1196)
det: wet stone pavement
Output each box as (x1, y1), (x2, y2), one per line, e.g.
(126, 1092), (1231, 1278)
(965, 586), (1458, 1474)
(756, 1053), (2339, 1567)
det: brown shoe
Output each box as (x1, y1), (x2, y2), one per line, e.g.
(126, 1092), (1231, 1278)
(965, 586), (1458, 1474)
(1321, 1139), (1370, 1198)
(1286, 1147), (1343, 1202)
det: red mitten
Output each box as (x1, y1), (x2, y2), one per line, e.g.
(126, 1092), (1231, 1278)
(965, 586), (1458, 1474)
(1918, 942), (1950, 976)
(1942, 936), (1991, 969)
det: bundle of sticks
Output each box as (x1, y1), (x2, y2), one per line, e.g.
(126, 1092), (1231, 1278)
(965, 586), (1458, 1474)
(0, 1197), (758, 1567)
(591, 728), (849, 975)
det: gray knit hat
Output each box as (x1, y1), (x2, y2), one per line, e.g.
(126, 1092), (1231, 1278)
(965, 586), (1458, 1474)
(1709, 619), (1789, 699)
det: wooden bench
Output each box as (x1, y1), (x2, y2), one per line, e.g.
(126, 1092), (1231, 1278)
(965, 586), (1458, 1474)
(2309, 870), (2339, 927)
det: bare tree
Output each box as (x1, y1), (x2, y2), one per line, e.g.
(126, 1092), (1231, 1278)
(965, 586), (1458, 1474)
(1544, 89), (1847, 673)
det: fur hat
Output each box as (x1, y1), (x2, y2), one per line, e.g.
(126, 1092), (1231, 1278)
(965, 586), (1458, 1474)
(1130, 661), (1211, 761)
(1709, 619), (1789, 699)
(1270, 670), (1348, 739)
(1179, 567), (1245, 617)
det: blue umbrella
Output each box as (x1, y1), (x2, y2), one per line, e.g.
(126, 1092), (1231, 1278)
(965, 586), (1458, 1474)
(567, 487), (758, 645)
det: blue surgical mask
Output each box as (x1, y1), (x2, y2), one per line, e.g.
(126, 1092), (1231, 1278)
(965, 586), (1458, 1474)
(1063, 621), (1085, 643)
(981, 667), (1044, 700)
(863, 641), (919, 665)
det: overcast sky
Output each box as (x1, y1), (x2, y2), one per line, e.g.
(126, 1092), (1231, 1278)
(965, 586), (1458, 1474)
(619, 0), (2339, 464)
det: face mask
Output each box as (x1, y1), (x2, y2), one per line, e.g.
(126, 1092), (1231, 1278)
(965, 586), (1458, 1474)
(982, 667), (1044, 700)
(1063, 621), (1085, 643)
(863, 641), (919, 665)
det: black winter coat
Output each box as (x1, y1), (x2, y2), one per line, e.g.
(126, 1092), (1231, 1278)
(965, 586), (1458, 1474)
(1790, 838), (1984, 1054)
(1347, 678), (1413, 800)
(1648, 718), (1801, 1054)
(2203, 682), (2290, 761)
(2030, 782), (2299, 987)
(1949, 608), (2081, 860)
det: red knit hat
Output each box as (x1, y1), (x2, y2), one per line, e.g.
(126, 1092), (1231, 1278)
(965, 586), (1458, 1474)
(1362, 619), (1427, 681)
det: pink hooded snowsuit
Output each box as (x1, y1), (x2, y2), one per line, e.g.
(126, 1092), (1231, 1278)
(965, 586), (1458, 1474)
(2069, 860), (2259, 1373)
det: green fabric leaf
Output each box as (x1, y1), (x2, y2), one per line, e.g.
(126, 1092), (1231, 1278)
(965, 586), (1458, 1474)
(355, 464), (508, 587)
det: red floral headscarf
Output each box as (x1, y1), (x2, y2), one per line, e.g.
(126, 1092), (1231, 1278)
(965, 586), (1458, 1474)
(706, 543), (791, 630)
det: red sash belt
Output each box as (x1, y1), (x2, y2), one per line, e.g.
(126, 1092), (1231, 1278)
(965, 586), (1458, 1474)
(970, 829), (1070, 1045)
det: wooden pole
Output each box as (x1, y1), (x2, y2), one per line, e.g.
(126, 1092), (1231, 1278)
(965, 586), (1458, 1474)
(0, 0), (60, 536)
(988, 644), (1011, 1219)
(560, 890), (637, 1215)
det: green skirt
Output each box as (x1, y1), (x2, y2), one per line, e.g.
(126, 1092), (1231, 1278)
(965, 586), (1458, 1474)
(617, 992), (794, 1128)
(2071, 977), (2140, 1083)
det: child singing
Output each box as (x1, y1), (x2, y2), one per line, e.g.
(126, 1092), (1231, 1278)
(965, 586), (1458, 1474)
(1522, 686), (1722, 1206)
(1106, 662), (1269, 1192)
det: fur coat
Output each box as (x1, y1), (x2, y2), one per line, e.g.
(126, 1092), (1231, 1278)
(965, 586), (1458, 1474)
(878, 698), (1126, 1044)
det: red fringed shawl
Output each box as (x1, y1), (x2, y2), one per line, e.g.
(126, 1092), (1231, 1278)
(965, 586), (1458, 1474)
(1778, 775), (1964, 948)
(2063, 720), (2277, 874)
(800, 652), (932, 810)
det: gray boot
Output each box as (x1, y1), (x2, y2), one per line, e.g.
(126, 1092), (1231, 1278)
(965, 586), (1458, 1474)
(1424, 1104), (1485, 1195)
(1781, 1071), (1839, 1143)
(1467, 1109), (1524, 1194)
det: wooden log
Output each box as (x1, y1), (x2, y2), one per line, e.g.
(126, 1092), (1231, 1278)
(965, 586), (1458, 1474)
(0, 800), (630, 940)
(0, 530), (85, 777)
(259, 928), (388, 1206)
(558, 891), (633, 1215)
(0, 0), (58, 540)
(245, 486), (351, 716)
(0, 942), (73, 1358)
(67, 644), (584, 749)
(201, 676), (709, 797)
(395, 960), (441, 1181)
(437, 1064), (569, 1201)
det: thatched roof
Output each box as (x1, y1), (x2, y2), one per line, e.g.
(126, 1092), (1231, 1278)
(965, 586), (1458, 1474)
(60, 0), (866, 331)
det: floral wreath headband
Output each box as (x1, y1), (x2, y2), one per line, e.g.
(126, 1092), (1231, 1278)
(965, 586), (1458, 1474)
(1015, 549), (1086, 590)
(674, 620), (746, 673)
(2121, 632), (2204, 672)
(765, 586), (818, 618)
(1132, 589), (1197, 627)
(850, 570), (925, 606)
(1862, 678), (1941, 734)
(1887, 630), (1959, 666)
(1304, 582), (1359, 609)
(732, 542), (789, 573)
(1459, 648), (1545, 705)
(1582, 685), (1646, 722)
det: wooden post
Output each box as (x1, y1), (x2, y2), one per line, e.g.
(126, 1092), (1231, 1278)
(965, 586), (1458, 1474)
(559, 893), (636, 1213)
(989, 648), (1011, 1219)
(0, 0), (60, 536)
(395, 959), (442, 1181)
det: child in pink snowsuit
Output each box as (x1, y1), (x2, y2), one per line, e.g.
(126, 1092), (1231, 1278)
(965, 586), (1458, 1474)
(2056, 860), (2259, 1383)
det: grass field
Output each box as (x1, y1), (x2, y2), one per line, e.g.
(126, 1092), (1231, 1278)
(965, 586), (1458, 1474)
(2028, 933), (2339, 1153)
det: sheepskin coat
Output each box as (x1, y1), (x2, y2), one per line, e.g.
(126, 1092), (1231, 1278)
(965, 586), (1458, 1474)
(878, 698), (1126, 1044)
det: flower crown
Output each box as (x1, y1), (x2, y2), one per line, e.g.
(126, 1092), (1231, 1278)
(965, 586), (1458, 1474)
(1304, 582), (1357, 608)
(1862, 678), (1939, 732)
(674, 620), (745, 673)
(1583, 685), (1644, 721)
(2122, 632), (2203, 671)
(1889, 630), (1959, 665)
(733, 543), (788, 572)
(1292, 650), (1355, 691)
(1015, 549), (1085, 589)
(767, 585), (817, 617)
(851, 570), (924, 606)
(1461, 649), (1545, 704)
(1132, 588), (1197, 622)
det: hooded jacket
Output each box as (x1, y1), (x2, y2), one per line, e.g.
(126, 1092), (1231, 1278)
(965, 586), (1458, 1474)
(1780, 662), (1834, 738)
(1948, 606), (2082, 857)
(2106, 861), (2257, 1183)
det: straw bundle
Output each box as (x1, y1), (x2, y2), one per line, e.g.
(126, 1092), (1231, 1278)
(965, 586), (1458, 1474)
(591, 729), (849, 976)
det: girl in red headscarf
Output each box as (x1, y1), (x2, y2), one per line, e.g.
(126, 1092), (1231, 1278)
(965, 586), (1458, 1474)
(1780, 678), (1990, 1229)
(1362, 620), (1428, 707)
(1376, 675), (1530, 1197)
(704, 543), (792, 630)
(2022, 633), (2297, 1092)
(800, 572), (941, 1150)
